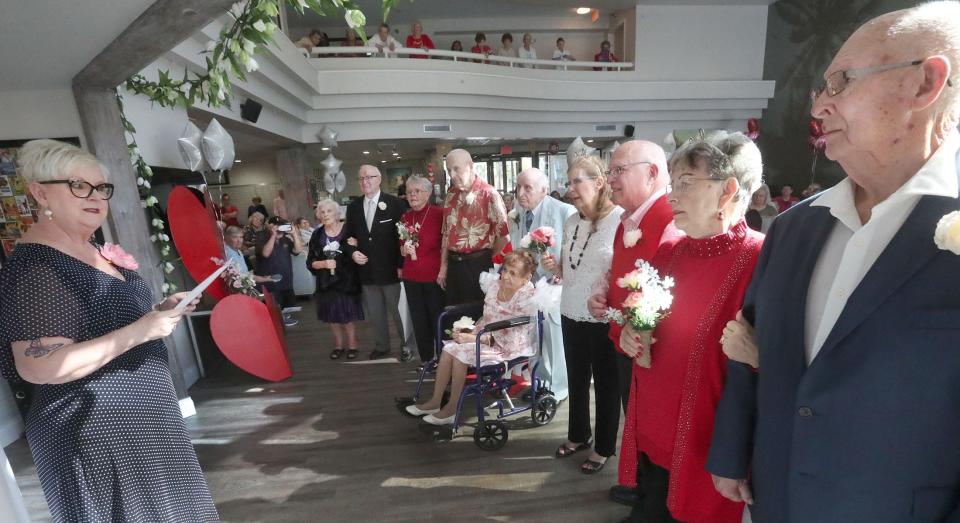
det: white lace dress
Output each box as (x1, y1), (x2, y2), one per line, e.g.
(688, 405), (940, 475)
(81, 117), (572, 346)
(442, 281), (536, 366)
(559, 207), (624, 322)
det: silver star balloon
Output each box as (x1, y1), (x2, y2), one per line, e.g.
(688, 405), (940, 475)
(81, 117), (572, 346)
(177, 121), (206, 172)
(201, 118), (236, 171)
(321, 153), (342, 174)
(317, 125), (339, 148)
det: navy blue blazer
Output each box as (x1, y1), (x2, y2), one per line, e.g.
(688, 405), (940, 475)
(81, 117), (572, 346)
(707, 176), (960, 522)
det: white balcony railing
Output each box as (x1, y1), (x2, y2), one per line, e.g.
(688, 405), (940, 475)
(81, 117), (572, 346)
(306, 46), (634, 71)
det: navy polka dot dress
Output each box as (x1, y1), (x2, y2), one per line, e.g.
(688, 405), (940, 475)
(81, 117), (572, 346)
(0, 244), (219, 522)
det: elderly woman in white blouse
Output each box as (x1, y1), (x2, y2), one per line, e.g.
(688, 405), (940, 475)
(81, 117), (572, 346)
(541, 155), (623, 474)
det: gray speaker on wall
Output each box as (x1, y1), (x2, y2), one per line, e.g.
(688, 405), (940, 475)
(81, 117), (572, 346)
(240, 99), (263, 123)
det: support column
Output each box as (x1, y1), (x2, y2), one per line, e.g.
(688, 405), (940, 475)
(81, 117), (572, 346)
(276, 146), (313, 220)
(73, 85), (191, 401)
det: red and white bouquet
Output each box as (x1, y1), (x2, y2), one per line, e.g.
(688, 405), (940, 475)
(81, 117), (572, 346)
(604, 260), (675, 368)
(396, 221), (421, 260)
(519, 226), (556, 255)
(211, 257), (259, 298)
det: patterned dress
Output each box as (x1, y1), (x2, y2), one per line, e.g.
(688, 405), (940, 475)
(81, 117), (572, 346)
(443, 281), (536, 367)
(0, 243), (218, 522)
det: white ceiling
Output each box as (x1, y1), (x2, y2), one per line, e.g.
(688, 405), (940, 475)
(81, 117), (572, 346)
(0, 0), (155, 91)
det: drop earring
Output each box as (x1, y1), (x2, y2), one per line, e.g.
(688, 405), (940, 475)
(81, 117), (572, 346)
(43, 208), (54, 220)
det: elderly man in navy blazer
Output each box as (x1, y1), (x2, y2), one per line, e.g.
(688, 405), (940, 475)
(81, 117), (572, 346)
(707, 3), (960, 522)
(509, 167), (576, 400)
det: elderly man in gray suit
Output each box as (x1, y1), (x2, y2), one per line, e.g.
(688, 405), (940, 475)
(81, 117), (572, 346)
(509, 167), (576, 400)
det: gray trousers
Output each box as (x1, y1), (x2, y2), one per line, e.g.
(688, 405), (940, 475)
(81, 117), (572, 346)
(362, 283), (406, 354)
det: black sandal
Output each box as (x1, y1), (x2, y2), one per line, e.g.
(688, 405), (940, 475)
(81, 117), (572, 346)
(329, 348), (345, 360)
(346, 348), (359, 360)
(580, 456), (608, 474)
(555, 441), (591, 458)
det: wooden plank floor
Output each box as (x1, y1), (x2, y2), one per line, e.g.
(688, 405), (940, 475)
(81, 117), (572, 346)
(5, 299), (630, 522)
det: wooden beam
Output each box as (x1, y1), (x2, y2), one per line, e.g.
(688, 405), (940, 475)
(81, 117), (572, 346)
(73, 0), (236, 89)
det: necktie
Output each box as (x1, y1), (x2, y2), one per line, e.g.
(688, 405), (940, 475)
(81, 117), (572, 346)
(524, 210), (534, 232)
(365, 199), (375, 231)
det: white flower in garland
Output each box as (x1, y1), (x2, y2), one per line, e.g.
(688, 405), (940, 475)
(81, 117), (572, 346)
(137, 177), (145, 186)
(151, 218), (165, 229)
(161, 245), (171, 256)
(161, 282), (173, 294)
(252, 20), (267, 33)
(244, 56), (259, 73)
(145, 196), (159, 206)
(344, 9), (366, 30)
(160, 233), (170, 242)
(934, 210), (960, 254)
(243, 39), (256, 55)
(163, 262), (175, 274)
(143, 179), (151, 190)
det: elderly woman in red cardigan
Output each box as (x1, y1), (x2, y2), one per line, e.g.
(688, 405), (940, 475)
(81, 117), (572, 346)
(617, 131), (765, 523)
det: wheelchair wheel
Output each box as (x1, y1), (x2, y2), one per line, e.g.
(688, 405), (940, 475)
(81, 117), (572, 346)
(473, 420), (508, 450)
(531, 395), (558, 426)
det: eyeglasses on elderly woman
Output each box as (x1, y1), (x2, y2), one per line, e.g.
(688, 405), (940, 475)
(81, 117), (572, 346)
(38, 178), (115, 200)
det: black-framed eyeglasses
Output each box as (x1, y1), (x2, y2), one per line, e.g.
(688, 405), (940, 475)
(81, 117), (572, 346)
(604, 161), (650, 180)
(38, 179), (115, 200)
(810, 59), (925, 102)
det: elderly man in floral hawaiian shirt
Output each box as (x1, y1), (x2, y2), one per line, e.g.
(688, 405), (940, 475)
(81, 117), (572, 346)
(439, 148), (509, 305)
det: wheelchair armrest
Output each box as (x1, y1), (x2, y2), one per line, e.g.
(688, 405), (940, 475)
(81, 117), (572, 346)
(480, 315), (532, 333)
(440, 302), (484, 321)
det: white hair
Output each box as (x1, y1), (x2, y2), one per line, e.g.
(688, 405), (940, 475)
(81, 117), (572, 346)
(669, 131), (763, 218)
(18, 139), (109, 184)
(406, 175), (433, 194)
(886, 1), (960, 128)
(315, 198), (341, 219)
(518, 167), (549, 190)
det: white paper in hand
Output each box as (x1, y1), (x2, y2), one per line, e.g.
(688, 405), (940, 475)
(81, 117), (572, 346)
(175, 263), (231, 311)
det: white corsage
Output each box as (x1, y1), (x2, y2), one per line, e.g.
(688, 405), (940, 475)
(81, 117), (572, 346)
(452, 316), (476, 332)
(934, 210), (960, 254)
(623, 229), (642, 248)
(478, 268), (499, 293)
(508, 208), (519, 225)
(464, 192), (476, 206)
(377, 201), (387, 211)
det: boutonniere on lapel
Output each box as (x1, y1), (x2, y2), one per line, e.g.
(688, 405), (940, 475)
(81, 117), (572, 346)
(464, 192), (476, 206)
(934, 210), (960, 254)
(508, 209), (519, 225)
(377, 201), (387, 211)
(623, 229), (642, 248)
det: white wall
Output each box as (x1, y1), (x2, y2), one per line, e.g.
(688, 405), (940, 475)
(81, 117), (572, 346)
(0, 89), (84, 144)
(121, 60), (191, 169)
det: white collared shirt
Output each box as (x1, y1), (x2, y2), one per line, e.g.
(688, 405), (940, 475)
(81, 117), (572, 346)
(804, 130), (960, 364)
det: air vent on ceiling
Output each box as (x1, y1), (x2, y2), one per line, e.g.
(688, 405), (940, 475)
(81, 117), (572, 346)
(424, 124), (452, 132)
(594, 124), (617, 132)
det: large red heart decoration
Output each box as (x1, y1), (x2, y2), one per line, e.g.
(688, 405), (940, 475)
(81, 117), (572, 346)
(167, 186), (227, 301)
(210, 294), (292, 382)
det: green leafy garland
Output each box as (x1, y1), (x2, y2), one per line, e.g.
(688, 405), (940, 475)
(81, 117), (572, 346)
(119, 0), (394, 295)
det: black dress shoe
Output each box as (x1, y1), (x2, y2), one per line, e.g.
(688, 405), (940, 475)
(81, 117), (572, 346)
(609, 484), (641, 507)
(368, 349), (392, 360)
(399, 350), (413, 362)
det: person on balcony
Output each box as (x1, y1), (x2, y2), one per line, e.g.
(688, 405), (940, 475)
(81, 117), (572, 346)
(471, 32), (493, 63)
(498, 33), (516, 59)
(451, 40), (463, 52)
(295, 29), (328, 52)
(593, 40), (619, 71)
(369, 23), (401, 56)
(517, 33), (538, 68)
(553, 37), (576, 62)
(405, 22), (434, 59)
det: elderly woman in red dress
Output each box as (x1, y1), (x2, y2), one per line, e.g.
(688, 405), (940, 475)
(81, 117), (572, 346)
(617, 131), (765, 523)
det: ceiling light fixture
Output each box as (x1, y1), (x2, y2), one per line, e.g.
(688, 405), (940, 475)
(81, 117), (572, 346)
(392, 152), (399, 156)
(362, 150), (370, 155)
(321, 146), (330, 151)
(576, 7), (591, 15)
(380, 160), (387, 163)
(234, 159), (242, 164)
(586, 139), (594, 143)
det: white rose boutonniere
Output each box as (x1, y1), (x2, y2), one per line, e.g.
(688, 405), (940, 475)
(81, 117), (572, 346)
(378, 201), (387, 211)
(464, 192), (476, 206)
(508, 209), (519, 225)
(934, 210), (960, 254)
(623, 229), (642, 248)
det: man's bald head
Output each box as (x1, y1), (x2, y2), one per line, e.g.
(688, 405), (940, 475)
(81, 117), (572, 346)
(608, 140), (669, 213)
(516, 167), (549, 210)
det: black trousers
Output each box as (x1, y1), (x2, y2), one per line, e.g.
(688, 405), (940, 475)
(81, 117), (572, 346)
(445, 250), (492, 306)
(561, 316), (621, 457)
(627, 453), (679, 523)
(617, 352), (633, 413)
(404, 280), (446, 362)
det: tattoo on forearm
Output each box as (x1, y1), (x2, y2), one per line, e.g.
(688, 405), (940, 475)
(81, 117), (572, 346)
(25, 339), (66, 358)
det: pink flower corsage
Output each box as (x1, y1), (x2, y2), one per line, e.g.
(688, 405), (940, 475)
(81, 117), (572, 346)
(100, 243), (139, 271)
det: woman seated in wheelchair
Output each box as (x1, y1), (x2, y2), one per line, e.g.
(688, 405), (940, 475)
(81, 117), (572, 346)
(407, 251), (537, 425)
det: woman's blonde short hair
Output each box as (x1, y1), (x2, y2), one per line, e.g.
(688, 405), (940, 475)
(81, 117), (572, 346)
(315, 198), (341, 220)
(17, 139), (109, 184)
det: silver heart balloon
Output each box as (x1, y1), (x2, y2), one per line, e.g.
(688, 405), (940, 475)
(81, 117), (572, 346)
(202, 118), (236, 171)
(177, 122), (205, 172)
(566, 137), (595, 167)
(317, 126), (339, 148)
(334, 170), (347, 193)
(321, 153), (342, 174)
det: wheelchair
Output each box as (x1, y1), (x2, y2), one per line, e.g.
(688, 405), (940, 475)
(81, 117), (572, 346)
(395, 301), (559, 450)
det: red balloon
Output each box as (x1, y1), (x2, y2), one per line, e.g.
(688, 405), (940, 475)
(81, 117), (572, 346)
(747, 118), (760, 133)
(808, 119), (824, 137)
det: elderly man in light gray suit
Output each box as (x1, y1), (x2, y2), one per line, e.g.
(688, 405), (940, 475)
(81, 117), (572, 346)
(509, 167), (576, 400)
